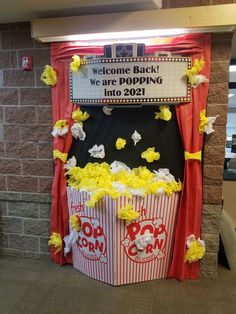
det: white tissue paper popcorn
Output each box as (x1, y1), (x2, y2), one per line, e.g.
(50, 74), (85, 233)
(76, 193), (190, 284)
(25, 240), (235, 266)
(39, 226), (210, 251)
(192, 74), (209, 88)
(88, 144), (105, 159)
(64, 156), (77, 170)
(103, 106), (113, 116)
(51, 126), (69, 137)
(63, 229), (79, 256)
(131, 130), (142, 146)
(153, 168), (175, 183)
(71, 123), (86, 140)
(204, 115), (219, 135)
(110, 161), (131, 174)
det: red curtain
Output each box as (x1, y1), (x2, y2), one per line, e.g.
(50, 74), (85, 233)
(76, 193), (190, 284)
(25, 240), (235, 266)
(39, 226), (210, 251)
(50, 45), (104, 264)
(50, 34), (211, 278)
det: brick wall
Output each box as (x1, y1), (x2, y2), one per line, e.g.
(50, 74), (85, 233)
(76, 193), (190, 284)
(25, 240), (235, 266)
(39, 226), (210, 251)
(201, 32), (233, 278)
(0, 22), (53, 258)
(0, 4), (234, 277)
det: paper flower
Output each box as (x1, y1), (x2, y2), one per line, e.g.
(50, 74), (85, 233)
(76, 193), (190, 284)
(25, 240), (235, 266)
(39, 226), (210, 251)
(103, 106), (113, 116)
(155, 105), (172, 121)
(64, 156), (77, 170)
(72, 108), (89, 124)
(116, 138), (126, 150)
(48, 232), (62, 254)
(52, 120), (69, 137)
(118, 204), (140, 224)
(70, 55), (81, 73)
(131, 130), (142, 146)
(110, 161), (131, 174)
(88, 144), (105, 159)
(64, 230), (79, 256)
(199, 110), (218, 135)
(185, 234), (206, 263)
(186, 58), (208, 87)
(40, 65), (57, 86)
(70, 215), (82, 231)
(71, 123), (86, 140)
(134, 233), (153, 251)
(141, 147), (160, 163)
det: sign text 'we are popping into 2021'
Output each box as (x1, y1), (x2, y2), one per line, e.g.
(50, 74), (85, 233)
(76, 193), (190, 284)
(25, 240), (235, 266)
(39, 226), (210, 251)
(70, 57), (191, 105)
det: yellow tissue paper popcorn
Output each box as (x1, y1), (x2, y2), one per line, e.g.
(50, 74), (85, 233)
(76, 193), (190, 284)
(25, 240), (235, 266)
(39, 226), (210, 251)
(48, 232), (62, 254)
(199, 110), (209, 134)
(186, 58), (205, 86)
(141, 147), (160, 163)
(52, 120), (69, 137)
(70, 55), (81, 73)
(66, 162), (182, 208)
(72, 108), (89, 123)
(118, 204), (140, 224)
(116, 138), (126, 150)
(40, 65), (57, 86)
(155, 105), (172, 121)
(70, 215), (82, 231)
(54, 120), (68, 129)
(199, 109), (218, 135)
(185, 235), (206, 263)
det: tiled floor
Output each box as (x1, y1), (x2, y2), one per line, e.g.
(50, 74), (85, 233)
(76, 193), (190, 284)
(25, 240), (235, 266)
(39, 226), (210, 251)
(0, 255), (236, 314)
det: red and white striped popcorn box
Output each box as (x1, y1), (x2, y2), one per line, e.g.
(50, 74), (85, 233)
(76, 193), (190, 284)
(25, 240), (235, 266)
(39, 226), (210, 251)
(67, 187), (180, 286)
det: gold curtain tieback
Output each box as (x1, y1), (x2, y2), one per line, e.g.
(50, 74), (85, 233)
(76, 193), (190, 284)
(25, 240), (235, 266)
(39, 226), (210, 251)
(53, 149), (68, 162)
(184, 151), (202, 161)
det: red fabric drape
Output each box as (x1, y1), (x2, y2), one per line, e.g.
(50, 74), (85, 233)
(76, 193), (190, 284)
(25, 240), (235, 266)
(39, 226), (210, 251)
(50, 34), (211, 279)
(50, 45), (104, 264)
(168, 35), (211, 280)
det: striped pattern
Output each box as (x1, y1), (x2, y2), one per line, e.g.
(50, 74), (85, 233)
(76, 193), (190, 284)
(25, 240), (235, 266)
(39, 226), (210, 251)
(67, 187), (180, 286)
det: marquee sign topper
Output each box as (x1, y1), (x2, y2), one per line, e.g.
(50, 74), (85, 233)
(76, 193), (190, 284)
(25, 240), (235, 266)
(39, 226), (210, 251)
(70, 57), (191, 105)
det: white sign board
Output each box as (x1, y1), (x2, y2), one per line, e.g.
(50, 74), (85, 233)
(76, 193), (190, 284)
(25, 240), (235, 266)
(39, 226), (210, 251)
(70, 57), (191, 105)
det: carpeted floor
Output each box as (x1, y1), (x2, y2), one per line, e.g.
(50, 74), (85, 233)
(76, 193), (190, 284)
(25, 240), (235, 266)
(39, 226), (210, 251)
(0, 256), (236, 314)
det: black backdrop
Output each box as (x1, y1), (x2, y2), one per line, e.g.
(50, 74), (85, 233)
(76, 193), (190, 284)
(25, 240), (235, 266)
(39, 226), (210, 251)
(68, 105), (184, 181)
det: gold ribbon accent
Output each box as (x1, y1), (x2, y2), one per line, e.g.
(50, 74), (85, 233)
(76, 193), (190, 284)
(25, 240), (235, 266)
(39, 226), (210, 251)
(184, 151), (202, 161)
(53, 149), (68, 162)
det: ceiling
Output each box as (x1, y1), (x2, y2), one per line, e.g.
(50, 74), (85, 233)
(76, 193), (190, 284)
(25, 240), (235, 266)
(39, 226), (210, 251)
(1, 1), (235, 55)
(0, 0), (161, 24)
